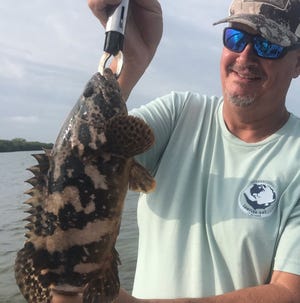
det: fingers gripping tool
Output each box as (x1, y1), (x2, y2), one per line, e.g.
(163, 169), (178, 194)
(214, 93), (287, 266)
(98, 0), (129, 77)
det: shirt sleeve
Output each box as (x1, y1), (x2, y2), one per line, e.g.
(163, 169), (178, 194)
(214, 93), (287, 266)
(273, 199), (300, 275)
(129, 91), (188, 174)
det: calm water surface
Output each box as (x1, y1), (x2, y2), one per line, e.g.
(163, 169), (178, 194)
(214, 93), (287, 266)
(0, 151), (139, 303)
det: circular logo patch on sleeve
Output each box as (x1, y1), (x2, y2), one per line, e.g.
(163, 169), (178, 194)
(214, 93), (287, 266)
(239, 181), (278, 218)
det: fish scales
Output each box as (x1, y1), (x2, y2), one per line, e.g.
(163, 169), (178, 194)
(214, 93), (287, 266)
(15, 68), (156, 303)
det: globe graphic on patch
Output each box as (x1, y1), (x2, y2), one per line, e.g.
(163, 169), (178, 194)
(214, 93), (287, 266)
(244, 183), (276, 209)
(239, 182), (278, 218)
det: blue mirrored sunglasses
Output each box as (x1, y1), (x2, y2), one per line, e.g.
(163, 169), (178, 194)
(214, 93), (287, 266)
(223, 27), (300, 59)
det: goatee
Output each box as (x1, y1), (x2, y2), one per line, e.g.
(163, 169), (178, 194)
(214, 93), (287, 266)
(226, 93), (255, 107)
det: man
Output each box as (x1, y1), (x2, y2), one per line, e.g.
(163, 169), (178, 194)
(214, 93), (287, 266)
(54, 0), (300, 302)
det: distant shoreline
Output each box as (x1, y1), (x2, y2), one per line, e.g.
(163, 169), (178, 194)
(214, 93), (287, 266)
(0, 138), (53, 153)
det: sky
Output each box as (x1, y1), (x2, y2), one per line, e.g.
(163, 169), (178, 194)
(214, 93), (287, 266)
(1, 1), (300, 143)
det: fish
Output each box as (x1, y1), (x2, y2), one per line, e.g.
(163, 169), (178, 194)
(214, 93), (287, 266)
(14, 68), (156, 303)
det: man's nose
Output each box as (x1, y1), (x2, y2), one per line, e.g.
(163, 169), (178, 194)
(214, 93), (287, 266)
(237, 43), (257, 62)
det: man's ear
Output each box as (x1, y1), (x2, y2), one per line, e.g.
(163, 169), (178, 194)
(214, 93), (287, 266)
(292, 49), (300, 78)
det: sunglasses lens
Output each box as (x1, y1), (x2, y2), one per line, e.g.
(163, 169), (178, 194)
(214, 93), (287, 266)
(253, 36), (285, 59)
(223, 28), (247, 52)
(223, 27), (286, 59)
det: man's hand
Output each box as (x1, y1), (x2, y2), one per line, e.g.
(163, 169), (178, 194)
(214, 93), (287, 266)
(88, 0), (163, 99)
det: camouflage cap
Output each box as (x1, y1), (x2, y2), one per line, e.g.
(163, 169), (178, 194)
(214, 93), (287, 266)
(213, 0), (300, 46)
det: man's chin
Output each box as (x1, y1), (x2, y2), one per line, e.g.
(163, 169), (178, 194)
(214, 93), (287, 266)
(227, 94), (256, 108)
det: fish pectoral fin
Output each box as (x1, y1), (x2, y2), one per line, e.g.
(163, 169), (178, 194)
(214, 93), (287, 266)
(129, 160), (156, 193)
(105, 115), (154, 158)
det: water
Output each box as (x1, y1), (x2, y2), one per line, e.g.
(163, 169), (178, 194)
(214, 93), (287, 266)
(0, 151), (139, 302)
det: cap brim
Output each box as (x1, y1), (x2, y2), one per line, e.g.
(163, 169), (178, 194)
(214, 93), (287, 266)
(213, 14), (297, 47)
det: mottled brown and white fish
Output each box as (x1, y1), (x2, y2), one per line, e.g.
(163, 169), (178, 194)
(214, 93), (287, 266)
(14, 68), (155, 303)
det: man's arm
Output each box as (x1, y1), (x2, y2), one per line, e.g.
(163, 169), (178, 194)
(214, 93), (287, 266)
(51, 271), (300, 303)
(117, 271), (300, 303)
(88, 0), (163, 100)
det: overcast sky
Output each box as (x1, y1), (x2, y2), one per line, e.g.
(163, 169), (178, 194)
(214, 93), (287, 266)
(1, 1), (300, 143)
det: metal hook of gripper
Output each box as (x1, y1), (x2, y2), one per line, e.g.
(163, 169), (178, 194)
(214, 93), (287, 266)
(98, 0), (129, 78)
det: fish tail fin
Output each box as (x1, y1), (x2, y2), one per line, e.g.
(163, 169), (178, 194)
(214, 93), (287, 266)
(83, 248), (120, 303)
(83, 275), (120, 303)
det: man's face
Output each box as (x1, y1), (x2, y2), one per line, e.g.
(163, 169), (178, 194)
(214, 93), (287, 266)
(220, 23), (300, 108)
